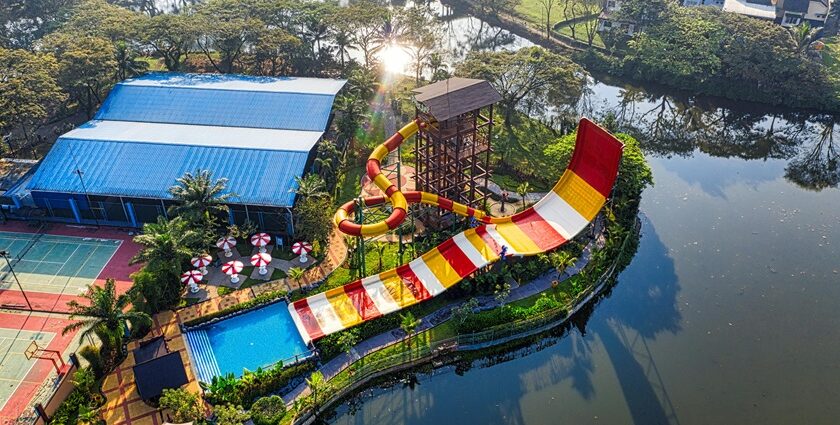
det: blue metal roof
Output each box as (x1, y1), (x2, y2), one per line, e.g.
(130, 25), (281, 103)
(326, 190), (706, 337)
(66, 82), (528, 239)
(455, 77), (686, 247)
(27, 138), (307, 207)
(95, 84), (338, 131)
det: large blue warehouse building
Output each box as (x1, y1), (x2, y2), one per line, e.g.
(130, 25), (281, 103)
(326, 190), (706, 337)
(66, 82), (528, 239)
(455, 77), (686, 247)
(15, 73), (346, 233)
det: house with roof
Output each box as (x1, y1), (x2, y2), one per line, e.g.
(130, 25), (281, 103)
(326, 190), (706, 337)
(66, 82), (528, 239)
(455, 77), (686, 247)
(7, 73), (346, 234)
(721, 0), (831, 26)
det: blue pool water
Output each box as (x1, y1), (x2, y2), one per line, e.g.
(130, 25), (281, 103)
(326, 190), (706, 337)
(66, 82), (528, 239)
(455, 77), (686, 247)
(185, 301), (309, 380)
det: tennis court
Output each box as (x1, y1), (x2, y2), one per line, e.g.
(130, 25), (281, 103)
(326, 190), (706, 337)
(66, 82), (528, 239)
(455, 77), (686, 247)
(0, 328), (55, 414)
(0, 231), (121, 297)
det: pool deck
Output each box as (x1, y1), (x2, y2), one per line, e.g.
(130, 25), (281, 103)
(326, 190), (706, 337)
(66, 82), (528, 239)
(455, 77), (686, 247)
(100, 311), (202, 425)
(0, 221), (142, 313)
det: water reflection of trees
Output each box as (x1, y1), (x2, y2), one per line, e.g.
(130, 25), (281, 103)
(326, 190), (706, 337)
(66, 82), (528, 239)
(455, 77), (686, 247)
(589, 82), (840, 190)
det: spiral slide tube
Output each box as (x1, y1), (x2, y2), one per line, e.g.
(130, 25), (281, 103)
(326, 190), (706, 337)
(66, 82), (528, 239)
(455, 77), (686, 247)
(290, 118), (624, 344)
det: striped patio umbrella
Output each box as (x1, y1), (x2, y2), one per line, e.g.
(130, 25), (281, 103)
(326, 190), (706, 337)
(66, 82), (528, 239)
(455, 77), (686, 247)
(250, 252), (272, 276)
(292, 241), (313, 264)
(180, 270), (203, 293)
(191, 254), (212, 275)
(250, 233), (271, 253)
(216, 236), (237, 258)
(222, 260), (244, 284)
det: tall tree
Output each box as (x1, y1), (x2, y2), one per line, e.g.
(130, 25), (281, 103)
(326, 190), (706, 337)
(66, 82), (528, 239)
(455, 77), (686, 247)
(39, 32), (117, 117)
(537, 0), (556, 39)
(168, 169), (233, 233)
(0, 48), (66, 149)
(132, 217), (198, 276)
(196, 0), (261, 73)
(63, 279), (152, 355)
(141, 13), (198, 71)
(456, 47), (588, 129)
(615, 0), (674, 29)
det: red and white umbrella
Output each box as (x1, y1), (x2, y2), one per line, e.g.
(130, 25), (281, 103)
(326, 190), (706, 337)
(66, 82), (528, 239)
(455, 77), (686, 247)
(222, 260), (244, 284)
(180, 270), (203, 293)
(250, 233), (271, 253)
(191, 254), (212, 275)
(216, 236), (237, 257)
(251, 252), (272, 275)
(292, 241), (313, 264)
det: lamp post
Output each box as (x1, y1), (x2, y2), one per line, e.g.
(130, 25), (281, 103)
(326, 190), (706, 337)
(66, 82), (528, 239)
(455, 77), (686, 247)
(0, 250), (32, 311)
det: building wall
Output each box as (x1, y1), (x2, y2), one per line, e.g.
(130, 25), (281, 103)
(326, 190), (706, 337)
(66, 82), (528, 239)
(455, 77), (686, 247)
(27, 191), (292, 234)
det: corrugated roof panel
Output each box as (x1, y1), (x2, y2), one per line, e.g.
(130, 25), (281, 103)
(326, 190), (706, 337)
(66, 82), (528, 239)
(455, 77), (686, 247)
(121, 73), (347, 95)
(95, 84), (337, 131)
(27, 138), (307, 207)
(65, 120), (322, 152)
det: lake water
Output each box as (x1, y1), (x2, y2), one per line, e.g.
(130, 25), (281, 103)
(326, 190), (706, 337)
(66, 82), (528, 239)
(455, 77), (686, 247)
(144, 0), (840, 422)
(328, 3), (840, 424)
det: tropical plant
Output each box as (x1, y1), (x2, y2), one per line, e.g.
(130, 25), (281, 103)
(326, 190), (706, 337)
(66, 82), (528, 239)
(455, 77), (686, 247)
(516, 181), (531, 209)
(549, 250), (578, 277)
(451, 298), (479, 327)
(201, 372), (239, 404)
(305, 371), (332, 419)
(399, 311), (421, 350)
(292, 174), (328, 200)
(372, 241), (388, 272)
(336, 328), (360, 357)
(169, 169), (234, 233)
(159, 388), (205, 423)
(113, 40), (148, 80)
(287, 267), (305, 282)
(63, 279), (152, 358)
(78, 345), (105, 378)
(132, 217), (197, 274)
(494, 282), (512, 307)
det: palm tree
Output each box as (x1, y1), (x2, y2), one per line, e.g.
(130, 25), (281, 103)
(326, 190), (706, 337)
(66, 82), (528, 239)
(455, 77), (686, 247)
(306, 371), (333, 419)
(549, 250), (578, 277)
(292, 174), (328, 200)
(399, 311), (421, 352)
(288, 267), (305, 282)
(63, 279), (152, 354)
(132, 217), (196, 275)
(168, 169), (233, 228)
(788, 22), (818, 55)
(516, 181), (531, 210)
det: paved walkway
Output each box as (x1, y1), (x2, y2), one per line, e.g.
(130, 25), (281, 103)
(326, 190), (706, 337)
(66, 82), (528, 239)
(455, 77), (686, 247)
(101, 311), (202, 425)
(284, 220), (603, 404)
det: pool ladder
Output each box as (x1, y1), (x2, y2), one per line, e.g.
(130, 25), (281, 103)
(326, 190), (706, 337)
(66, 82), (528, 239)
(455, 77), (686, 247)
(184, 329), (222, 383)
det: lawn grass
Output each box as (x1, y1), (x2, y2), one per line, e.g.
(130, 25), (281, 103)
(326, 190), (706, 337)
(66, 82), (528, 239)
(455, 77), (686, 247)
(553, 19), (605, 48)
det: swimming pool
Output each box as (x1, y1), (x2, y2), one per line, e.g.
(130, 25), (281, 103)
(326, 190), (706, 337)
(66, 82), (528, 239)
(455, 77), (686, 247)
(184, 301), (310, 382)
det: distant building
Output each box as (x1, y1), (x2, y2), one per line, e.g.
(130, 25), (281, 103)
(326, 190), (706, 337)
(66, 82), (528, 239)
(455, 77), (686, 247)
(7, 73), (346, 233)
(598, 0), (831, 33)
(721, 0), (831, 26)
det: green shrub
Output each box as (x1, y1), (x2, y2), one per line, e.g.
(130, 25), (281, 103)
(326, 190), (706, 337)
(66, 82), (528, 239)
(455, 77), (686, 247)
(78, 345), (105, 379)
(49, 368), (103, 425)
(250, 395), (287, 425)
(159, 388), (205, 423)
(213, 404), (250, 425)
(202, 362), (314, 407)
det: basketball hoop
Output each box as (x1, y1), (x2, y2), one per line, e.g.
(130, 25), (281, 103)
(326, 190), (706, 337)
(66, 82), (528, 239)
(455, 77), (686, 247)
(24, 340), (70, 375)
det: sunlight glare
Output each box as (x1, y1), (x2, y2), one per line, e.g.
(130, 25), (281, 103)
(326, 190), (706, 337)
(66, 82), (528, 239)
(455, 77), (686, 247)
(378, 43), (412, 75)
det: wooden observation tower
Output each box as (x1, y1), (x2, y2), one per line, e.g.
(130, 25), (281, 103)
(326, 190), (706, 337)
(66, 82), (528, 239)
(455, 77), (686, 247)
(413, 78), (502, 210)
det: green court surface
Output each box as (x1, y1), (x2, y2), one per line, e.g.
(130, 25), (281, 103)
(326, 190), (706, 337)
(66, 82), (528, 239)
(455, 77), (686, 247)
(0, 231), (121, 296)
(0, 328), (55, 411)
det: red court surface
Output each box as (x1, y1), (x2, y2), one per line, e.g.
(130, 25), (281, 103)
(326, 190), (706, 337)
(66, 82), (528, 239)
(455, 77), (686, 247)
(0, 221), (142, 313)
(0, 311), (81, 423)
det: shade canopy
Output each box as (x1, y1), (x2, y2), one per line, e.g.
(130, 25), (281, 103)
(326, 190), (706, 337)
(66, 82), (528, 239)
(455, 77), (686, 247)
(251, 233), (271, 247)
(216, 236), (237, 249)
(250, 252), (272, 267)
(132, 337), (189, 400)
(191, 254), (212, 268)
(222, 260), (244, 275)
(180, 270), (203, 285)
(292, 241), (312, 254)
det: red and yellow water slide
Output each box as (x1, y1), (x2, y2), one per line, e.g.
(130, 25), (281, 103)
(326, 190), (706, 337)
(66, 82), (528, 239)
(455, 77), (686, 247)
(289, 118), (624, 344)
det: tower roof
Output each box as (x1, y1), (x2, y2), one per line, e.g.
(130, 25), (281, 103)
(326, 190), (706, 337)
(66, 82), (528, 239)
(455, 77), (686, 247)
(413, 78), (501, 122)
